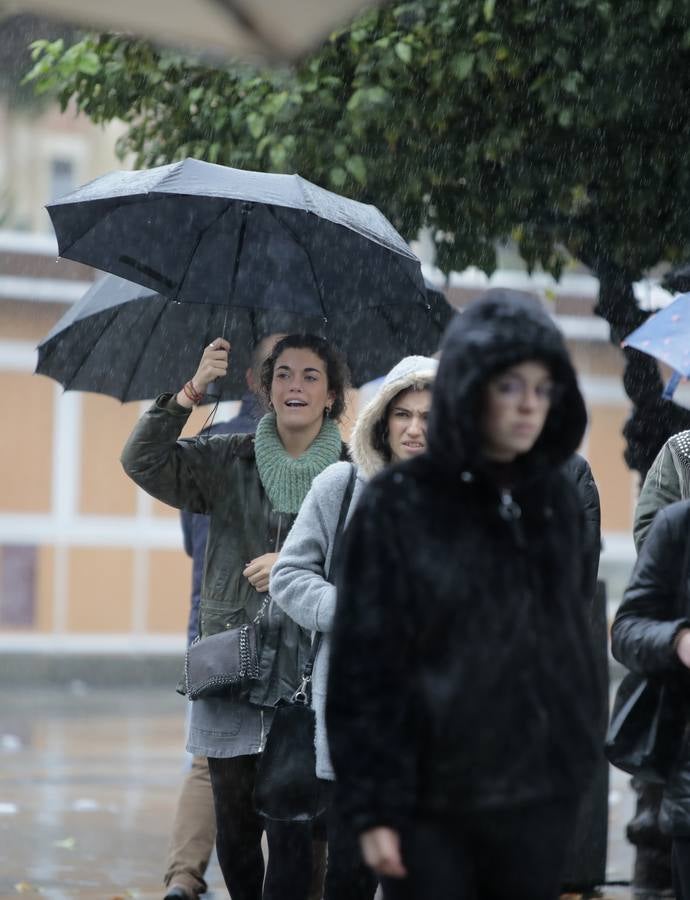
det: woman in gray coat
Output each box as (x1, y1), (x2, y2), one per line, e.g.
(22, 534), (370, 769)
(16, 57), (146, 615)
(270, 355), (438, 900)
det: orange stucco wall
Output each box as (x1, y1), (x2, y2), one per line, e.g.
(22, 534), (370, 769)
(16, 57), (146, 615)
(80, 394), (140, 516)
(147, 548), (193, 633)
(0, 371), (54, 513)
(66, 547), (134, 632)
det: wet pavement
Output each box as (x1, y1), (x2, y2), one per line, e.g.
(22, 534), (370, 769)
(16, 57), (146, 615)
(0, 687), (225, 899)
(1, 685), (636, 899)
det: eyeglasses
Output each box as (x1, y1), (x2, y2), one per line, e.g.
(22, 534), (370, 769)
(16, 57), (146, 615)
(491, 375), (559, 403)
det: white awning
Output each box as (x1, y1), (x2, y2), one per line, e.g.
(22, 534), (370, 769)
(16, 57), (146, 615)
(0, 0), (381, 62)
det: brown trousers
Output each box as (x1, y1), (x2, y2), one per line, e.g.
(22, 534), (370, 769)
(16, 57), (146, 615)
(163, 755), (326, 898)
(164, 755), (216, 895)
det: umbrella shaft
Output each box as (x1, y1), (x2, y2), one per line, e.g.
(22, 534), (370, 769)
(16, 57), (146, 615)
(221, 202), (252, 339)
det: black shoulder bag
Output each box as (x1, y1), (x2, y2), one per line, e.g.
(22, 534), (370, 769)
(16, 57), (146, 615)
(605, 533), (690, 783)
(254, 464), (357, 821)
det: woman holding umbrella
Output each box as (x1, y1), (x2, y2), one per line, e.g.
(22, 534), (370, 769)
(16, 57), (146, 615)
(121, 333), (350, 900)
(270, 354), (438, 900)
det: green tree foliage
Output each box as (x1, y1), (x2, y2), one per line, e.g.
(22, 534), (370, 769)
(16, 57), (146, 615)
(25, 0), (690, 473)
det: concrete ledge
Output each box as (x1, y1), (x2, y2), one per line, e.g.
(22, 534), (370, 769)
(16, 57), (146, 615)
(0, 633), (186, 653)
(1, 651), (185, 688)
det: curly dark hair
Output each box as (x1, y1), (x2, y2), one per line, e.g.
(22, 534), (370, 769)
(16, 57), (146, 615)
(260, 334), (350, 421)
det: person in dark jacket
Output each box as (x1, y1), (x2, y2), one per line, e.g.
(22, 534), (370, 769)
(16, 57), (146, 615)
(562, 454), (600, 607)
(560, 453), (609, 892)
(122, 333), (350, 900)
(613, 428), (690, 898)
(611, 500), (690, 899)
(326, 289), (601, 900)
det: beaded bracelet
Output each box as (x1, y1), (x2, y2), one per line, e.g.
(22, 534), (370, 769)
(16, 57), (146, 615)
(183, 380), (203, 405)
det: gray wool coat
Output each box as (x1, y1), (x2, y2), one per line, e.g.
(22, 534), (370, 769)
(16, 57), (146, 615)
(270, 461), (365, 779)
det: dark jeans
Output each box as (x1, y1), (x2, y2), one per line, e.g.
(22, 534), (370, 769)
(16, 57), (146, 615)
(381, 799), (578, 900)
(207, 754), (313, 900)
(319, 781), (378, 900)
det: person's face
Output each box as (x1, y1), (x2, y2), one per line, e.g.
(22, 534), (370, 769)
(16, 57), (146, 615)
(387, 387), (432, 464)
(270, 347), (335, 431)
(481, 361), (554, 463)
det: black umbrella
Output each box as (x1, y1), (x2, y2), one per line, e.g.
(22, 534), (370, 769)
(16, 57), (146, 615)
(45, 158), (439, 395)
(36, 274), (454, 400)
(47, 158), (425, 313)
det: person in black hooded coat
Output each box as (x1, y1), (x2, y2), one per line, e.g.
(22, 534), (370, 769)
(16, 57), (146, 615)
(326, 289), (602, 900)
(611, 502), (690, 898)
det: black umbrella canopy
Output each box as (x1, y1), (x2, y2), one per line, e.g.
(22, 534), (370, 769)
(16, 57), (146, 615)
(36, 275), (311, 402)
(424, 279), (457, 339)
(46, 158), (425, 319)
(36, 274), (454, 401)
(663, 261), (690, 294)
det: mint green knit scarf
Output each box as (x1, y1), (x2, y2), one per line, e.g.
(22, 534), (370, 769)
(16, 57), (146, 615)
(254, 413), (342, 514)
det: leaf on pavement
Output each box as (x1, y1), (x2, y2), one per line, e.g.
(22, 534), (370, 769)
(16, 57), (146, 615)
(52, 836), (76, 849)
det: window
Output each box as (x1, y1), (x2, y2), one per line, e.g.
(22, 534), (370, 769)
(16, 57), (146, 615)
(0, 545), (37, 627)
(50, 158), (75, 202)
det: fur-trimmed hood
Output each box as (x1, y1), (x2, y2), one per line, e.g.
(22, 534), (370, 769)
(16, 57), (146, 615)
(350, 355), (438, 478)
(427, 289), (587, 475)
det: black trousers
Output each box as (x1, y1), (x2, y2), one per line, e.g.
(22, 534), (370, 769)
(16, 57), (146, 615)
(319, 781), (378, 900)
(207, 754), (313, 900)
(380, 799), (578, 900)
(672, 838), (690, 899)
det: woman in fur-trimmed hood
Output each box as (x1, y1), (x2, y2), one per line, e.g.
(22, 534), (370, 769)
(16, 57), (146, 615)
(270, 354), (437, 900)
(326, 290), (602, 900)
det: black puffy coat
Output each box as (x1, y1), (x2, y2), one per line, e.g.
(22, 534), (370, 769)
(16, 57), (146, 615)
(327, 290), (602, 833)
(611, 499), (690, 836)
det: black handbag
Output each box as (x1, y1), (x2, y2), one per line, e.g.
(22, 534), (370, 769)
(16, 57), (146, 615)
(254, 464), (357, 821)
(605, 534), (690, 782)
(605, 672), (684, 783)
(182, 596), (269, 700)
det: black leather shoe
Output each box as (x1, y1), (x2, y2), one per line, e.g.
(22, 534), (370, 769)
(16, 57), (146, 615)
(164, 886), (194, 900)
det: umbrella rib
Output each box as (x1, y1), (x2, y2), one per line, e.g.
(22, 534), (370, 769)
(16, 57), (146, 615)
(378, 303), (414, 356)
(221, 202), (252, 338)
(120, 299), (171, 401)
(60, 305), (126, 391)
(264, 206), (329, 321)
(174, 200), (236, 300)
(388, 251), (427, 305)
(55, 209), (117, 261)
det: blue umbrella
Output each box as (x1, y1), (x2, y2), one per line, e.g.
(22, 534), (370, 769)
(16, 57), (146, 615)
(622, 293), (690, 399)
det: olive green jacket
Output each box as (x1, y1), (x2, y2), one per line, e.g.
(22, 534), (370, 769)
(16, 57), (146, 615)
(121, 393), (344, 708)
(634, 430), (690, 551)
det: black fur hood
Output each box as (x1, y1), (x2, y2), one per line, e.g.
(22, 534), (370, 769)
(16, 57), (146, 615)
(427, 288), (587, 474)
